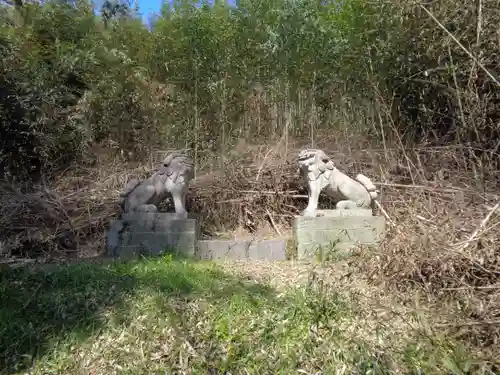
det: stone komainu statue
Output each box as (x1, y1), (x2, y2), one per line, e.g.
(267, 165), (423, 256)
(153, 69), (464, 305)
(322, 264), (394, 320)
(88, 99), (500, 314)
(298, 149), (379, 217)
(119, 152), (195, 218)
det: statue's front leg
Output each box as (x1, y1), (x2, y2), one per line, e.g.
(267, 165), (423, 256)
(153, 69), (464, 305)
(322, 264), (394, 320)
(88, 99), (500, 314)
(302, 180), (321, 217)
(335, 200), (358, 210)
(171, 187), (188, 219)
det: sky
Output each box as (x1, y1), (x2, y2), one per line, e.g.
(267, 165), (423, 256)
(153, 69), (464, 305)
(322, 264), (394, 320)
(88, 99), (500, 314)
(135, 0), (163, 22)
(133, 0), (236, 24)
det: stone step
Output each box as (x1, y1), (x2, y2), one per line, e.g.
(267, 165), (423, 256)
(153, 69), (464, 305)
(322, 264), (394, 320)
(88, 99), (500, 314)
(196, 239), (287, 261)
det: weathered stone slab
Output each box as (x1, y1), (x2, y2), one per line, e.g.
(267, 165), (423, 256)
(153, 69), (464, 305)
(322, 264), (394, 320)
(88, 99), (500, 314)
(111, 245), (142, 259)
(106, 212), (196, 258)
(106, 220), (127, 254)
(196, 239), (287, 261)
(196, 240), (246, 260)
(293, 211), (386, 260)
(128, 232), (195, 256)
(120, 212), (195, 232)
(247, 239), (287, 261)
(121, 212), (193, 221)
(316, 209), (373, 217)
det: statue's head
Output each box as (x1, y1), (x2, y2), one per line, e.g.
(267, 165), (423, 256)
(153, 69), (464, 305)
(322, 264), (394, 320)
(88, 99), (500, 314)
(298, 149), (332, 169)
(158, 152), (195, 183)
(161, 152), (193, 167)
(161, 153), (177, 166)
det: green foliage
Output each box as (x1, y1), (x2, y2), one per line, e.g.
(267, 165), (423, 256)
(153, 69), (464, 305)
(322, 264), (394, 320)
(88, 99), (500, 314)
(0, 257), (488, 374)
(1, 0), (499, 183)
(0, 1), (97, 181)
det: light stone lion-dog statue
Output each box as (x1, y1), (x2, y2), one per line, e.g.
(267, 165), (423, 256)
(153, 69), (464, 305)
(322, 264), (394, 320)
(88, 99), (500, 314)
(298, 149), (379, 217)
(119, 152), (195, 219)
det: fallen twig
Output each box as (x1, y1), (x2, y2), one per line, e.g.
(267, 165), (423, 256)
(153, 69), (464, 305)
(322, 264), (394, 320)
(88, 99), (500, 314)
(459, 200), (500, 251)
(442, 285), (500, 291)
(436, 320), (500, 328)
(374, 200), (395, 227)
(416, 215), (434, 223)
(420, 3), (500, 87)
(256, 147), (275, 181)
(265, 208), (283, 237)
(375, 182), (498, 197)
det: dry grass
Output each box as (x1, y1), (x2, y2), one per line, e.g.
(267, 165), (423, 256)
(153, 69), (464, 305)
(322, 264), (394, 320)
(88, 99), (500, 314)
(185, 138), (500, 363)
(1, 136), (500, 367)
(2, 255), (497, 375)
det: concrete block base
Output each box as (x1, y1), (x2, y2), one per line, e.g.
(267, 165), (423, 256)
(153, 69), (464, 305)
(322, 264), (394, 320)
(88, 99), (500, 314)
(196, 239), (287, 261)
(106, 212), (196, 258)
(293, 209), (386, 260)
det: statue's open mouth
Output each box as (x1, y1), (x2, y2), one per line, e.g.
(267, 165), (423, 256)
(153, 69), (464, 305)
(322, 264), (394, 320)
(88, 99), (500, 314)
(298, 154), (313, 161)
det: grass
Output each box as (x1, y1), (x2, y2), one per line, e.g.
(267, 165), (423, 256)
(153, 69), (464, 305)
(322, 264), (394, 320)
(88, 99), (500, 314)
(0, 255), (495, 375)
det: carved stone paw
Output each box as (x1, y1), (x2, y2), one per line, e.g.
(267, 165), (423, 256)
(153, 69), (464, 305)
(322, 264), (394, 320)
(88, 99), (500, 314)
(138, 204), (158, 213)
(302, 209), (317, 218)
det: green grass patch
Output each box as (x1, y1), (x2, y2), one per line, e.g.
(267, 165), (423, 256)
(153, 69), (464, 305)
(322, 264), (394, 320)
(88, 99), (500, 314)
(0, 256), (493, 374)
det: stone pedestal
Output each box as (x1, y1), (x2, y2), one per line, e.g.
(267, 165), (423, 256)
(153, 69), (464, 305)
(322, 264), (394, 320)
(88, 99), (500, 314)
(106, 212), (196, 258)
(293, 209), (386, 260)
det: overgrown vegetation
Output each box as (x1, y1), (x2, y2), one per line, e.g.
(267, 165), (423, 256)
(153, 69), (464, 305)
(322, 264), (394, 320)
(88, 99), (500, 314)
(3, 0), (498, 180)
(1, 0), (500, 372)
(0, 255), (491, 374)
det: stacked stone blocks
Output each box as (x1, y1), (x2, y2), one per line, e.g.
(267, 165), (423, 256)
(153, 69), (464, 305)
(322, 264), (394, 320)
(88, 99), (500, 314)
(293, 209), (386, 259)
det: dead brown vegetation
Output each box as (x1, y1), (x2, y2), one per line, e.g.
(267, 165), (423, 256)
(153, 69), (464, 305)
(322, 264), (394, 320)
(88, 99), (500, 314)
(1, 131), (500, 361)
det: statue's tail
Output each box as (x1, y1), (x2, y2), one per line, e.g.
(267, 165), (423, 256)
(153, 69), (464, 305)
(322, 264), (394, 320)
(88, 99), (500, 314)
(355, 174), (379, 201)
(120, 178), (141, 198)
(106, 219), (125, 257)
(118, 178), (141, 212)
